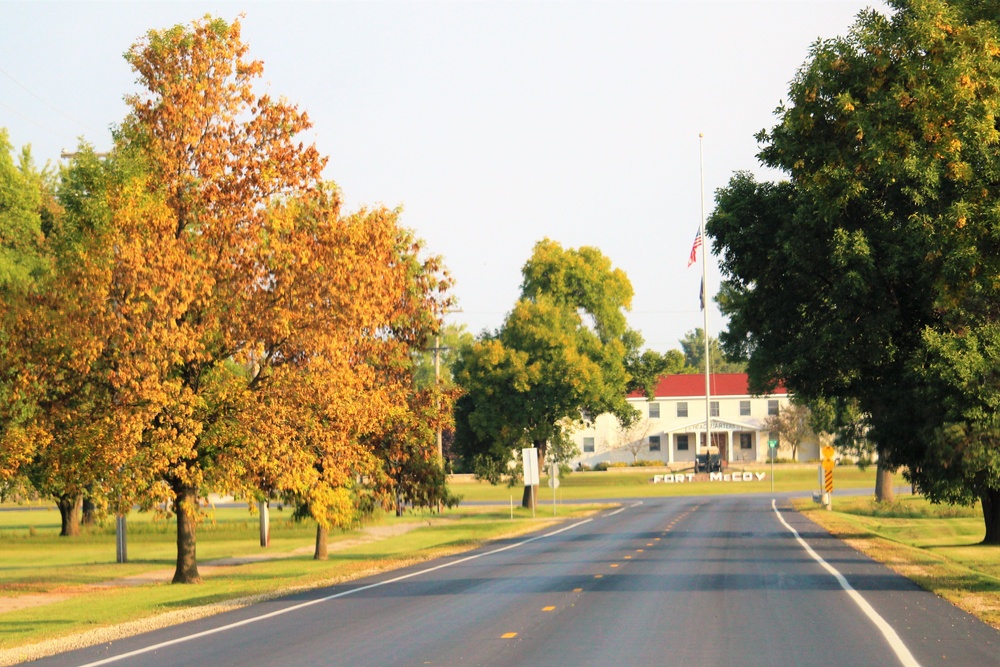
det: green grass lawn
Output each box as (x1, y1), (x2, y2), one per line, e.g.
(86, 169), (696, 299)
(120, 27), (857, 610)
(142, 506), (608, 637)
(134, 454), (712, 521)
(0, 503), (600, 653)
(448, 463), (877, 502)
(5, 464), (986, 657)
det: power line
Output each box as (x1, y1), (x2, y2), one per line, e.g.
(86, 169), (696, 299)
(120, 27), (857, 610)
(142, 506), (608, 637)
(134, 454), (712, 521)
(0, 64), (102, 135)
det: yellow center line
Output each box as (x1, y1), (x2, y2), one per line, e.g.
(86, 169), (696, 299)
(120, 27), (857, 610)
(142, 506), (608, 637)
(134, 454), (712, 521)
(636, 549), (644, 552)
(542, 606), (556, 612)
(501, 632), (517, 639)
(594, 574), (603, 578)
(610, 563), (619, 568)
(573, 588), (583, 592)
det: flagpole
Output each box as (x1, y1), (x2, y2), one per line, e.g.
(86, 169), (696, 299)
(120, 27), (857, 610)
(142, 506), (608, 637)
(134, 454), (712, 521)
(700, 133), (712, 464)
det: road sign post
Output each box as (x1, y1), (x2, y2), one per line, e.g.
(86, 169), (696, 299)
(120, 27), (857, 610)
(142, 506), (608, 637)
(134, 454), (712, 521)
(548, 463), (559, 516)
(820, 445), (835, 510)
(768, 439), (777, 492)
(522, 448), (539, 518)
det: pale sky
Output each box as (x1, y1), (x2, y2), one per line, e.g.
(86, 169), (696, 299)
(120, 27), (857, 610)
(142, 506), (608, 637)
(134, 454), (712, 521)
(1, 0), (889, 353)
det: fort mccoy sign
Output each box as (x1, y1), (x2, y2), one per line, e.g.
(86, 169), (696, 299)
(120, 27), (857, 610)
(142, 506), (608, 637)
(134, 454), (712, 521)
(653, 472), (767, 484)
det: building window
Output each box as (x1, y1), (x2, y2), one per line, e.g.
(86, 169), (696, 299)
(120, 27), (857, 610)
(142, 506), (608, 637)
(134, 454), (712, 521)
(677, 402), (688, 418)
(710, 401), (719, 417)
(768, 400), (779, 416)
(677, 434), (689, 451)
(649, 402), (660, 418)
(583, 437), (595, 453)
(649, 435), (661, 451)
(740, 433), (752, 449)
(740, 400), (751, 416)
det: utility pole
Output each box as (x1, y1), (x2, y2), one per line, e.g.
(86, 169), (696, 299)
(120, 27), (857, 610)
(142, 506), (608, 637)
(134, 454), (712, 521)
(431, 310), (463, 461)
(433, 332), (446, 460)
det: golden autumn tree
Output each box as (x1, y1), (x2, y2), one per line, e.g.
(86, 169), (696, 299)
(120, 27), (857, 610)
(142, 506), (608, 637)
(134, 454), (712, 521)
(231, 199), (451, 561)
(98, 16), (453, 583)
(0, 130), (54, 491)
(361, 225), (459, 520)
(0, 137), (131, 535)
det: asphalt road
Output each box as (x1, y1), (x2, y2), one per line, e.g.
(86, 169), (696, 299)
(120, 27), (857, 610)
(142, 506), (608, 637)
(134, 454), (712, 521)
(28, 496), (1000, 667)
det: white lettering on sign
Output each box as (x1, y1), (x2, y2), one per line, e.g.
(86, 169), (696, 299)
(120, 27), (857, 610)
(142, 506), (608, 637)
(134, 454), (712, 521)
(649, 472), (768, 484)
(652, 474), (699, 483)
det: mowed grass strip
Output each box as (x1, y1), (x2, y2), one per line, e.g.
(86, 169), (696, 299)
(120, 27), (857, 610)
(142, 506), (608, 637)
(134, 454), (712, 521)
(0, 505), (602, 652)
(450, 465), (877, 502)
(795, 496), (1000, 630)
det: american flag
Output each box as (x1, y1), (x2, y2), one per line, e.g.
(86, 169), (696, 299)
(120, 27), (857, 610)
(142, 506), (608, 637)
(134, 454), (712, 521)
(687, 229), (702, 267)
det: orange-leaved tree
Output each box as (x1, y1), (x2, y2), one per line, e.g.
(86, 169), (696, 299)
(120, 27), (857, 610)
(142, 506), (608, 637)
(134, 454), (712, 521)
(231, 199), (452, 560)
(0, 138), (137, 534)
(103, 16), (430, 583)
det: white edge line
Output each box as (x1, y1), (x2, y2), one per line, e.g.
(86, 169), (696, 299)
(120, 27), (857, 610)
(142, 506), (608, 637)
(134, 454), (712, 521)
(75, 517), (594, 667)
(607, 501), (643, 517)
(771, 499), (921, 667)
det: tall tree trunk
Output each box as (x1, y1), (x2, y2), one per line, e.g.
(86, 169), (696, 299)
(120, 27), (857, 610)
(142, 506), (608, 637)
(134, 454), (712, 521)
(57, 494), (83, 537)
(872, 442), (894, 502)
(171, 483), (202, 584)
(82, 498), (97, 526)
(521, 484), (539, 510)
(874, 462), (895, 503)
(981, 488), (1000, 545)
(314, 524), (329, 560)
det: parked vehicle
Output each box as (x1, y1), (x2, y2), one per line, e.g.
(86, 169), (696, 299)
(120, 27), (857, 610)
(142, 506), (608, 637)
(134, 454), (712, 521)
(694, 445), (722, 473)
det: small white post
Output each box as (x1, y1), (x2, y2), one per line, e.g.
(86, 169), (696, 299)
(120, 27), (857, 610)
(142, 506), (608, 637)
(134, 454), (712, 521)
(259, 500), (270, 547)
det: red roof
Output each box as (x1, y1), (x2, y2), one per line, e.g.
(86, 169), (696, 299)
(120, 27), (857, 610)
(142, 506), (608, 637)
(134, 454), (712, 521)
(628, 373), (787, 399)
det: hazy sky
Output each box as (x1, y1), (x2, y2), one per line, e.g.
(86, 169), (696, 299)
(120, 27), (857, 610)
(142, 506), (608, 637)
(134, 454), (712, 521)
(1, 0), (889, 352)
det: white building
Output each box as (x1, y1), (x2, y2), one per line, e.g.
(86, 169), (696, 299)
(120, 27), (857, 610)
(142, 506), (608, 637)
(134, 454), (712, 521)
(570, 373), (810, 468)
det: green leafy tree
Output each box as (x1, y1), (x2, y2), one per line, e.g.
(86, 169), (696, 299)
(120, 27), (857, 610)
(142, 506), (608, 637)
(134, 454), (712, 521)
(708, 0), (1000, 538)
(0, 135), (123, 535)
(454, 239), (651, 508)
(628, 347), (687, 396)
(0, 130), (51, 291)
(762, 400), (815, 462)
(679, 329), (746, 375)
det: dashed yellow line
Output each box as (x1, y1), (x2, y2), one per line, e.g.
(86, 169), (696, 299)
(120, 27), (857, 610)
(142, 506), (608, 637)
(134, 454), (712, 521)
(542, 606), (556, 612)
(501, 632), (517, 639)
(573, 587), (583, 592)
(610, 563), (619, 568)
(594, 574), (603, 578)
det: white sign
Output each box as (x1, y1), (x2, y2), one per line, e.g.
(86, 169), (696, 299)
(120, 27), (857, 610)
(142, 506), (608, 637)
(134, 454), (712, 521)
(709, 472), (767, 482)
(522, 448), (539, 486)
(689, 420), (743, 431)
(652, 472), (767, 483)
